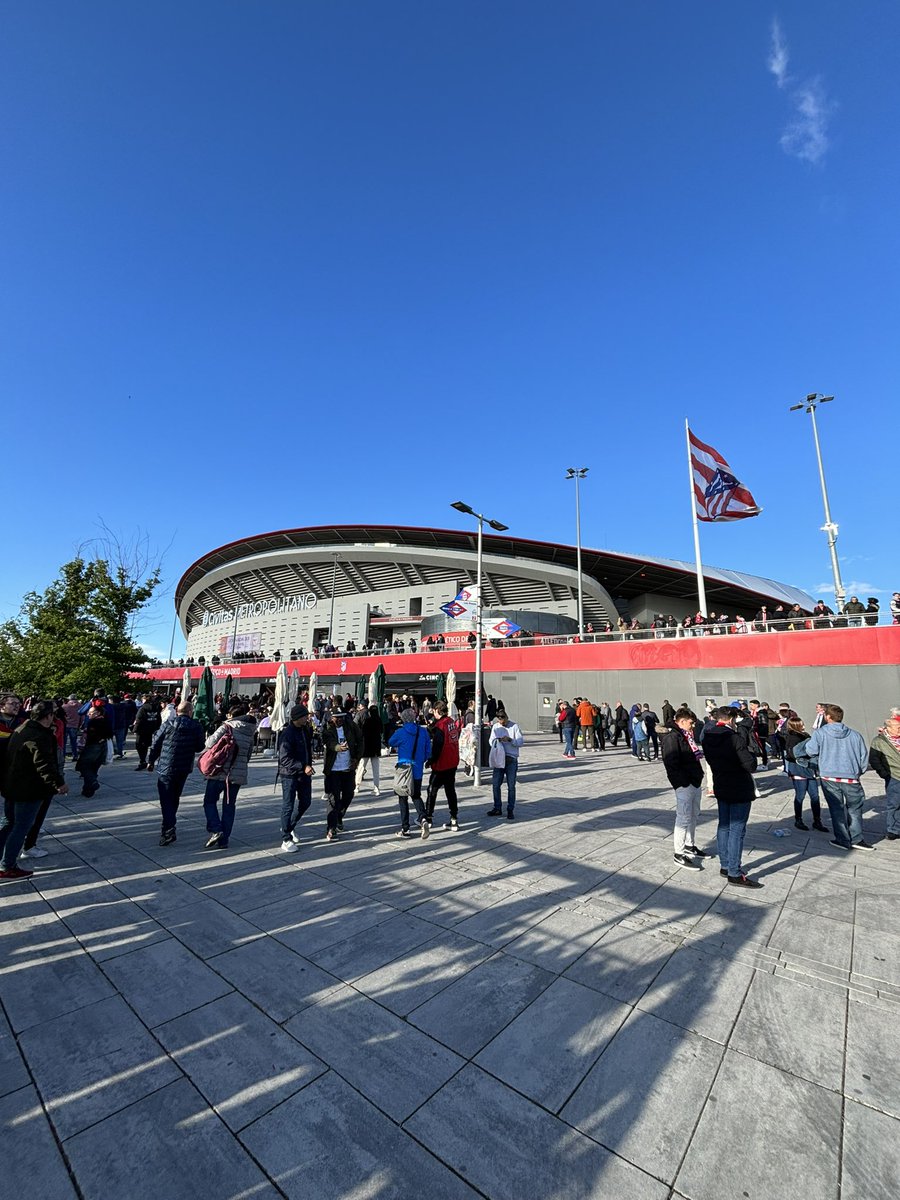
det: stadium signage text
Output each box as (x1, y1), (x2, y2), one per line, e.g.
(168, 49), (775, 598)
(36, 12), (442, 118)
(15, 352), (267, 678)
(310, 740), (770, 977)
(201, 593), (318, 626)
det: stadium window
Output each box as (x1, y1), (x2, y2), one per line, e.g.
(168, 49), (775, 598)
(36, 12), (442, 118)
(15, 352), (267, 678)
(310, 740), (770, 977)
(409, 597), (422, 616)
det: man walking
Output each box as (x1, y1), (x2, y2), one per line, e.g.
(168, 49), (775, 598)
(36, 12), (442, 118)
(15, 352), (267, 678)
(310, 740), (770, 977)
(278, 704), (314, 852)
(147, 701), (205, 846)
(0, 701), (68, 879)
(794, 704), (872, 850)
(133, 696), (162, 769)
(322, 708), (362, 840)
(703, 706), (763, 888)
(389, 709), (431, 838)
(425, 701), (461, 830)
(662, 707), (708, 870)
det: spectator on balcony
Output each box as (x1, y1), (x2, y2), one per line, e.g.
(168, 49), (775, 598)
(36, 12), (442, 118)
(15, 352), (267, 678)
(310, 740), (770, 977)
(786, 603), (807, 629)
(844, 596), (866, 627)
(812, 600), (834, 627)
(891, 593), (900, 624)
(864, 598), (880, 627)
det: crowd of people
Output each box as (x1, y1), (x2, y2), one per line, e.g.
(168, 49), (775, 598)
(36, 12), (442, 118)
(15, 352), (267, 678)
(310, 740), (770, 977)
(1, 685), (898, 888)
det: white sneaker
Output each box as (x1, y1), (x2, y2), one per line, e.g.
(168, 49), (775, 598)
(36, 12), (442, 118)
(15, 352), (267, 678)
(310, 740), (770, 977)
(443, 819), (459, 831)
(291, 831), (302, 845)
(21, 846), (49, 859)
(280, 840), (299, 853)
(421, 821), (430, 840)
(372, 787), (380, 796)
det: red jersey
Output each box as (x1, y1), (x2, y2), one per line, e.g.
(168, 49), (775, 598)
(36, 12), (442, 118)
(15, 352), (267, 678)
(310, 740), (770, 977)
(432, 716), (460, 771)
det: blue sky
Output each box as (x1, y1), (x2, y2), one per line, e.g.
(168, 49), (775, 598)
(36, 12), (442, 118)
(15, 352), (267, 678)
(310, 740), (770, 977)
(2, 2), (897, 655)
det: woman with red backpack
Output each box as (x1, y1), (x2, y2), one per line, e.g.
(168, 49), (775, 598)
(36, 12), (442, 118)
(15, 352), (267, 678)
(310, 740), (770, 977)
(200, 702), (256, 849)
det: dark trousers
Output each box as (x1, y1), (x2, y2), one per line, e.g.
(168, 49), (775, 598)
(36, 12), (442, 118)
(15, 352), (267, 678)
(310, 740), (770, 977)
(24, 796), (52, 851)
(0, 797), (43, 869)
(398, 776), (427, 831)
(157, 772), (190, 832)
(281, 774), (312, 840)
(426, 768), (459, 821)
(203, 778), (241, 841)
(324, 770), (355, 832)
(135, 735), (152, 766)
(612, 725), (628, 746)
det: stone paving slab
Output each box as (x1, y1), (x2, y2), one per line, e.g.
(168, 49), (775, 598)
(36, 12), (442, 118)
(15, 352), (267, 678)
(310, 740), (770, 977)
(3, 731), (899, 1199)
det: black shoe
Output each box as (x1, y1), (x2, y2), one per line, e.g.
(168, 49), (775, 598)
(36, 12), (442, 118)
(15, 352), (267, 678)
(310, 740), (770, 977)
(719, 868), (728, 877)
(829, 839), (852, 851)
(159, 829), (176, 847)
(674, 853), (701, 870)
(794, 819), (809, 831)
(685, 845), (710, 858)
(852, 841), (876, 851)
(812, 822), (829, 832)
(507, 811), (515, 820)
(887, 833), (900, 841)
(134, 764), (146, 771)
(205, 833), (222, 849)
(728, 873), (763, 889)
(337, 822), (344, 832)
(485, 809), (503, 817)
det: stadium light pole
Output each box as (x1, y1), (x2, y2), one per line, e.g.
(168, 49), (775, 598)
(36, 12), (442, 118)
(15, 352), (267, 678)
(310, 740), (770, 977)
(328, 553), (340, 646)
(789, 394), (846, 614)
(565, 468), (588, 636)
(451, 501), (509, 786)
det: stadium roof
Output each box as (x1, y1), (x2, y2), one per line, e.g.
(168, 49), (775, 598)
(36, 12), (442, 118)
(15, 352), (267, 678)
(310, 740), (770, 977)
(176, 524), (815, 618)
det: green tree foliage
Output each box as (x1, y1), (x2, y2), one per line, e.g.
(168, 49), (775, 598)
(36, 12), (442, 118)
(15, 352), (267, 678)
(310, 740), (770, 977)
(0, 555), (161, 698)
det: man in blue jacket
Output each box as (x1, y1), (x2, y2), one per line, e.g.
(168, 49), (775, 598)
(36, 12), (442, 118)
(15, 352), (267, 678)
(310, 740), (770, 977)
(148, 701), (205, 846)
(794, 703), (871, 850)
(388, 709), (431, 839)
(278, 704), (314, 852)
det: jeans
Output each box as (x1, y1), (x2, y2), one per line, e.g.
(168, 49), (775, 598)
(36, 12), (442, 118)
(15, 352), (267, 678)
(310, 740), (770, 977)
(885, 778), (900, 837)
(635, 738), (651, 761)
(492, 758), (518, 813)
(24, 797), (52, 851)
(354, 756), (381, 791)
(562, 727), (575, 755)
(203, 778), (241, 841)
(426, 768), (458, 821)
(673, 785), (701, 853)
(820, 780), (865, 847)
(281, 774), (312, 840)
(791, 777), (821, 823)
(0, 798), (44, 869)
(157, 772), (190, 832)
(323, 770), (355, 832)
(114, 727), (127, 756)
(717, 800), (752, 877)
(65, 728), (79, 757)
(397, 776), (427, 831)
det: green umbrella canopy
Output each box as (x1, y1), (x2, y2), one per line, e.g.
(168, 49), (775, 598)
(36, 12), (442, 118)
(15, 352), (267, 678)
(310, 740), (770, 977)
(194, 666), (216, 730)
(222, 675), (233, 710)
(356, 676), (368, 703)
(435, 674), (446, 702)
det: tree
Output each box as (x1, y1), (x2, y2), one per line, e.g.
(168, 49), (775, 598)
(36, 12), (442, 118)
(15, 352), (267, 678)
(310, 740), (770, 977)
(0, 549), (161, 698)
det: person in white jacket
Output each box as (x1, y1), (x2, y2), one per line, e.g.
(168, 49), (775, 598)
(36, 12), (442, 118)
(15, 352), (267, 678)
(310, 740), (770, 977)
(486, 710), (524, 820)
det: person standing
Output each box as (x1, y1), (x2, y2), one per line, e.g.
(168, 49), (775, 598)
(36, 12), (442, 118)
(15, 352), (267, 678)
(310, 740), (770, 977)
(869, 710), (900, 840)
(425, 701), (461, 830)
(133, 697), (162, 770)
(794, 704), (872, 851)
(844, 596), (866, 627)
(485, 710), (524, 820)
(642, 704), (660, 758)
(389, 709), (431, 838)
(611, 702), (629, 747)
(278, 704), (314, 852)
(661, 707), (708, 870)
(201, 702), (256, 849)
(147, 701), (205, 846)
(576, 697), (594, 752)
(560, 701), (578, 759)
(749, 700), (769, 767)
(0, 701), (68, 879)
(812, 702), (827, 730)
(62, 695), (82, 759)
(661, 700), (676, 727)
(782, 717), (828, 832)
(632, 709), (652, 762)
(703, 706), (763, 888)
(76, 703), (113, 797)
(321, 709), (363, 840)
(355, 705), (383, 796)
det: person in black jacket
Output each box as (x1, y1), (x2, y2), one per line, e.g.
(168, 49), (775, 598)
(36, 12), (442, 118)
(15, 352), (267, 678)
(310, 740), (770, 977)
(133, 698), (162, 770)
(355, 705), (384, 796)
(703, 707), (763, 888)
(662, 708), (708, 870)
(277, 705), (314, 852)
(148, 702), (205, 846)
(0, 701), (68, 878)
(77, 703), (113, 797)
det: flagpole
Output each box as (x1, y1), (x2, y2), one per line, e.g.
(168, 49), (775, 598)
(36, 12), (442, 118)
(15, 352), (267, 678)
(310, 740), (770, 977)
(685, 419), (708, 617)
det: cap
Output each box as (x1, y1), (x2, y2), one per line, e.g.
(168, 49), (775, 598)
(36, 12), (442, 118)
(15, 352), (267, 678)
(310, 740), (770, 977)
(290, 704), (309, 720)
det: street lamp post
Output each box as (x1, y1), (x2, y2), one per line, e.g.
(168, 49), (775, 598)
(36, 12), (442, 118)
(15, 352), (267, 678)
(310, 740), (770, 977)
(328, 553), (340, 646)
(451, 501), (509, 786)
(565, 468), (588, 636)
(789, 394), (846, 614)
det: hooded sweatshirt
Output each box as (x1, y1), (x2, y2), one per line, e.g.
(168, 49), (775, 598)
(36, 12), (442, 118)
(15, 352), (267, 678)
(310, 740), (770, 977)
(793, 722), (869, 781)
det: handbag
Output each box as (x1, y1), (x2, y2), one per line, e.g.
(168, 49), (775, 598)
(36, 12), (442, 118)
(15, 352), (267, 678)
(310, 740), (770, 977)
(488, 738), (507, 769)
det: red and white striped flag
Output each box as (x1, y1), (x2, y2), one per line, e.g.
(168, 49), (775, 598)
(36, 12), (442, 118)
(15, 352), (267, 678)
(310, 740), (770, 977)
(689, 429), (762, 522)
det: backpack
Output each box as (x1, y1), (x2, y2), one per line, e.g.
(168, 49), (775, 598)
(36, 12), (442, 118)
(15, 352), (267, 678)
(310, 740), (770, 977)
(199, 724), (237, 778)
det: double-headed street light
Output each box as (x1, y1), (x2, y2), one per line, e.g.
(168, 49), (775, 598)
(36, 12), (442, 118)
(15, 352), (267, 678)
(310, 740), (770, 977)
(565, 468), (588, 636)
(789, 394), (845, 614)
(451, 501), (509, 786)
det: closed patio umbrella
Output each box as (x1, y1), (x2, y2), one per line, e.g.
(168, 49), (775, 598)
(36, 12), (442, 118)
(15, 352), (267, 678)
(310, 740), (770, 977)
(270, 663), (289, 734)
(222, 675), (233, 711)
(308, 671), (318, 714)
(193, 666), (216, 731)
(447, 668), (457, 718)
(435, 673), (446, 702)
(181, 666), (191, 703)
(288, 668), (300, 708)
(356, 675), (368, 704)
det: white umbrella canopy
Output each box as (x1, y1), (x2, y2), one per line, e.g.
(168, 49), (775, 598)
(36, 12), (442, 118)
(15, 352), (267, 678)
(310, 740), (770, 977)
(288, 669), (300, 707)
(308, 672), (318, 713)
(269, 663), (290, 733)
(367, 671), (377, 707)
(447, 668), (457, 718)
(181, 667), (191, 703)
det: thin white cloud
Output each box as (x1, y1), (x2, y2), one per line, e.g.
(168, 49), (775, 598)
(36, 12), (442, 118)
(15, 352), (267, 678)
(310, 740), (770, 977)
(767, 19), (833, 165)
(767, 18), (790, 88)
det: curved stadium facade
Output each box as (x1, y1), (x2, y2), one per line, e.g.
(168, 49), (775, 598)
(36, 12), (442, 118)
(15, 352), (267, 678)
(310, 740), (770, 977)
(177, 524), (815, 661)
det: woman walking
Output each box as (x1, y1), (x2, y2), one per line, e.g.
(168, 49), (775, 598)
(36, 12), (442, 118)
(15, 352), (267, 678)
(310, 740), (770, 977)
(783, 716), (827, 832)
(486, 710), (524, 820)
(201, 703), (257, 849)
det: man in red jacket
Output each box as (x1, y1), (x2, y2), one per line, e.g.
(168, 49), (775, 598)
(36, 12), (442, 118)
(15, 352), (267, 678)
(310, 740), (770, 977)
(425, 702), (462, 831)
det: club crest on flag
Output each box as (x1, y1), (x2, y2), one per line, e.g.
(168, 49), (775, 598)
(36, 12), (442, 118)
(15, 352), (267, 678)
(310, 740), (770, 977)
(688, 429), (762, 522)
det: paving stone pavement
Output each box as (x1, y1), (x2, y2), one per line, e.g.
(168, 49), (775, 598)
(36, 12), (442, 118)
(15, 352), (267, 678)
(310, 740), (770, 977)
(2, 733), (899, 1199)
